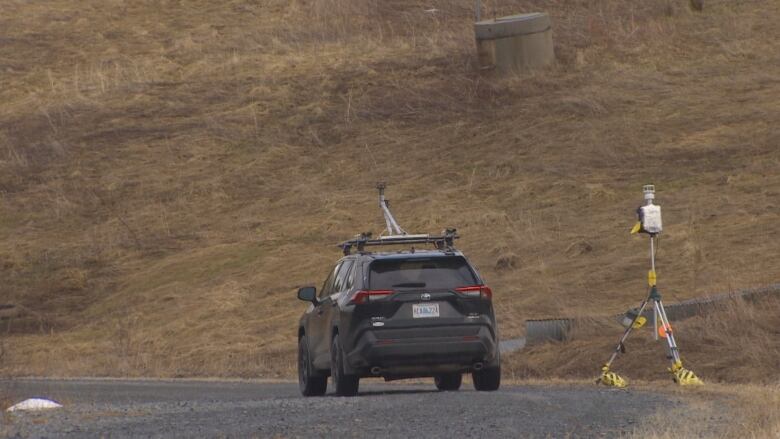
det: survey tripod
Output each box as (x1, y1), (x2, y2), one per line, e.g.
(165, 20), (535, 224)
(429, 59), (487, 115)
(598, 186), (703, 388)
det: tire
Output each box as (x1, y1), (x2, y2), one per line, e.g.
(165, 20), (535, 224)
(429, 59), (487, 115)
(331, 336), (359, 396)
(298, 335), (327, 397)
(472, 365), (501, 391)
(434, 373), (462, 391)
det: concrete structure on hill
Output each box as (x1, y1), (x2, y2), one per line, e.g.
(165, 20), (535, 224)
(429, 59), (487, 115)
(474, 12), (554, 74)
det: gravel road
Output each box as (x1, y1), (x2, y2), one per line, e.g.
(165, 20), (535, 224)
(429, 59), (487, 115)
(1, 378), (681, 438)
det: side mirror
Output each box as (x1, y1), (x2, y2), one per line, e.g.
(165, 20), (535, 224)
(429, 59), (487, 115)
(297, 286), (317, 303)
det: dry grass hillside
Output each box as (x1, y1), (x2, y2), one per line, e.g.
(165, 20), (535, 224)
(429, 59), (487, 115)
(1, 0), (779, 377)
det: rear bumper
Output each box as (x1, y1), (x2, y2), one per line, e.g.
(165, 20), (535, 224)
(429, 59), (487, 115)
(346, 324), (498, 372)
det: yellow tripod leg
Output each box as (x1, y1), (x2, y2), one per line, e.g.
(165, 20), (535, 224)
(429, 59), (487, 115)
(597, 365), (627, 388)
(670, 361), (703, 386)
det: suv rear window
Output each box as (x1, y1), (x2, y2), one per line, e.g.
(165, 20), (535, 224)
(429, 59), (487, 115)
(368, 256), (478, 290)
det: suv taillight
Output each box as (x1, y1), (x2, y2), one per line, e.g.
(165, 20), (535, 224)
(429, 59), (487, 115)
(455, 285), (492, 300)
(351, 290), (394, 305)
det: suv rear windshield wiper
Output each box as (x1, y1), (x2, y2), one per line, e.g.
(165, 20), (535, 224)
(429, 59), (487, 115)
(391, 282), (427, 288)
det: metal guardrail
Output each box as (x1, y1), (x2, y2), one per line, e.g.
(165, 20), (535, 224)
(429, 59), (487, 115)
(525, 318), (573, 346)
(498, 337), (526, 354)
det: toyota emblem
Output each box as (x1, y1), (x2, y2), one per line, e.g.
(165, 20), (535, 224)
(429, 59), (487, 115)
(421, 293), (431, 301)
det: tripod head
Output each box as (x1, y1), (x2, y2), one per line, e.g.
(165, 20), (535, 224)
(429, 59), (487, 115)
(632, 183), (663, 235)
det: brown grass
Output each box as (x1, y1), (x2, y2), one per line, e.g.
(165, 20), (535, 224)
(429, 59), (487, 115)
(0, 0), (779, 377)
(626, 383), (780, 438)
(498, 378), (780, 438)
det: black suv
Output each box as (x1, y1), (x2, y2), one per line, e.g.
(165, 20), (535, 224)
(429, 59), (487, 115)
(296, 248), (500, 396)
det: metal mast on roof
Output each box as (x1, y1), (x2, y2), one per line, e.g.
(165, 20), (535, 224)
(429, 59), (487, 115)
(377, 182), (406, 236)
(338, 184), (458, 255)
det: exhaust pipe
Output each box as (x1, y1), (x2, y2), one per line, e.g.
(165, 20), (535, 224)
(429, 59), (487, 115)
(473, 362), (484, 371)
(370, 366), (382, 375)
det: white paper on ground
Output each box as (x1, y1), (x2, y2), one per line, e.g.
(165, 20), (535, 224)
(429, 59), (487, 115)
(7, 398), (63, 412)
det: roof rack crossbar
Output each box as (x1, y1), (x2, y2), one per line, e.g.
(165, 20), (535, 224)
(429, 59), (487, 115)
(339, 229), (459, 255)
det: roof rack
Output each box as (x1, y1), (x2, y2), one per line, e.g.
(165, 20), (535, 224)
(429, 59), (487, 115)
(338, 183), (459, 255)
(339, 229), (459, 255)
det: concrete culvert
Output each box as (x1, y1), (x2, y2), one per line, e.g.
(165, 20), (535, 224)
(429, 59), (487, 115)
(474, 12), (554, 74)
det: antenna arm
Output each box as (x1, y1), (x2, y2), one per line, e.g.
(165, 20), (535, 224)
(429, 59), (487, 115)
(376, 182), (406, 236)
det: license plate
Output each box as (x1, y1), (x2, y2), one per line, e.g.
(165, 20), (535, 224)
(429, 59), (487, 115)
(412, 303), (439, 318)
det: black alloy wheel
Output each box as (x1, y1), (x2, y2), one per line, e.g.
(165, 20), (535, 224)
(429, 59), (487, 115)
(472, 364), (501, 391)
(331, 336), (359, 396)
(298, 335), (327, 396)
